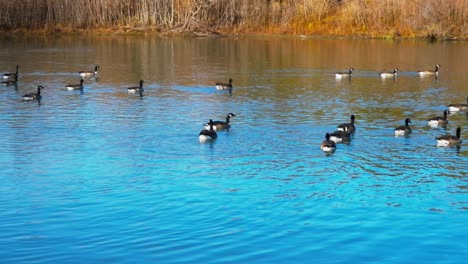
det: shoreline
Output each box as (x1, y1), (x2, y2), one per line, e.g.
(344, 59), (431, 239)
(1, 27), (466, 41)
(1, 0), (466, 41)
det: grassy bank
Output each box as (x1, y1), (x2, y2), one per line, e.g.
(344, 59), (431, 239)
(0, 0), (466, 39)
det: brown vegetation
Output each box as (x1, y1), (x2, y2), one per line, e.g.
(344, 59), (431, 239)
(0, 0), (466, 39)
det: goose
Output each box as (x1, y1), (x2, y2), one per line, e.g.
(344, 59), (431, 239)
(1, 74), (18, 86)
(417, 64), (440, 77)
(3, 65), (19, 79)
(203, 113), (236, 131)
(79, 65), (99, 78)
(427, 110), (449, 127)
(448, 97), (468, 112)
(215, 78), (233, 90)
(334, 68), (354, 79)
(22, 85), (43, 101)
(199, 119), (218, 143)
(337, 114), (356, 134)
(66, 79), (84, 90)
(329, 126), (351, 143)
(127, 80), (144, 95)
(379, 68), (398, 78)
(436, 127), (462, 147)
(394, 118), (412, 136)
(320, 133), (336, 153)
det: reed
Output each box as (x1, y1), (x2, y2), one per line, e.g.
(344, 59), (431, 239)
(0, 0), (465, 39)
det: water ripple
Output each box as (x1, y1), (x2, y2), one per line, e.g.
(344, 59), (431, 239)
(1, 36), (467, 264)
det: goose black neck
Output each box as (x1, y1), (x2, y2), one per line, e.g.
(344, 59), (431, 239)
(209, 120), (214, 131)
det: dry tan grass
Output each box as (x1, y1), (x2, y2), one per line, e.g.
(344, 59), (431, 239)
(0, 0), (465, 38)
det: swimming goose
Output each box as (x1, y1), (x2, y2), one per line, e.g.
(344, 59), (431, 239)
(320, 133), (337, 153)
(127, 80), (144, 95)
(199, 119), (218, 143)
(379, 68), (398, 78)
(1, 74), (18, 86)
(394, 118), (412, 136)
(203, 113), (236, 131)
(427, 110), (449, 127)
(436, 127), (462, 147)
(22, 85), (43, 101)
(417, 64), (440, 77)
(330, 126), (352, 143)
(337, 115), (356, 134)
(79, 65), (99, 78)
(334, 68), (354, 79)
(3, 65), (19, 79)
(448, 97), (468, 112)
(66, 79), (84, 90)
(215, 78), (233, 90)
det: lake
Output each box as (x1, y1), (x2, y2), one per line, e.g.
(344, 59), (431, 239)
(0, 34), (467, 263)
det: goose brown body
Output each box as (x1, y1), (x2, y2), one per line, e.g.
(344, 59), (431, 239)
(436, 127), (462, 147)
(321, 133), (337, 153)
(23, 85), (43, 101)
(215, 78), (233, 90)
(395, 118), (412, 136)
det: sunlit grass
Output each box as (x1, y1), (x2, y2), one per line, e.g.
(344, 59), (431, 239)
(0, 0), (465, 39)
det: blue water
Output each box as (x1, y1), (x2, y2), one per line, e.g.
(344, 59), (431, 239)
(0, 36), (467, 263)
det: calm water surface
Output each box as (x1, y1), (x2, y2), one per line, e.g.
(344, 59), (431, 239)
(0, 34), (467, 263)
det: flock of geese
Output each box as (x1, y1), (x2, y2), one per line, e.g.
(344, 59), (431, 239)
(1, 64), (466, 151)
(333, 64), (441, 79)
(1, 65), (145, 100)
(319, 111), (464, 154)
(198, 64), (466, 151)
(320, 64), (466, 153)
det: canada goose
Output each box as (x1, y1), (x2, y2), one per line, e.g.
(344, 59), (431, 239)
(66, 79), (84, 90)
(448, 97), (468, 112)
(203, 113), (236, 131)
(127, 80), (144, 96)
(427, 110), (449, 127)
(436, 127), (462, 147)
(379, 68), (398, 78)
(417, 64), (440, 77)
(215, 78), (233, 90)
(320, 133), (336, 153)
(329, 126), (351, 143)
(199, 119), (218, 143)
(337, 115), (356, 134)
(1, 74), (18, 86)
(334, 68), (354, 79)
(3, 65), (19, 79)
(22, 85), (43, 101)
(79, 65), (99, 78)
(394, 118), (412, 136)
